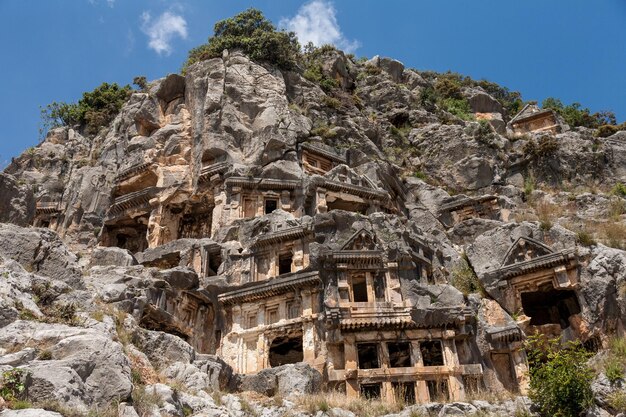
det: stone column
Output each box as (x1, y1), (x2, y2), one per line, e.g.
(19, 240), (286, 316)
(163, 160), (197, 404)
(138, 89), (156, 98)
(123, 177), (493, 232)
(316, 188), (327, 214)
(211, 187), (226, 237)
(365, 272), (376, 303)
(292, 241), (305, 272)
(344, 334), (359, 398)
(303, 320), (316, 364)
(512, 347), (530, 395)
(443, 338), (464, 401)
(229, 188), (241, 220)
(281, 190), (291, 212)
(412, 341), (429, 403)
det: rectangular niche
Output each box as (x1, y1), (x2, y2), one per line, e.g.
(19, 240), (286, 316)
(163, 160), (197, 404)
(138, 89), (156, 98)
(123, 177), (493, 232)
(392, 381), (416, 405)
(350, 274), (368, 302)
(420, 340), (444, 366)
(357, 343), (379, 369)
(269, 335), (303, 367)
(359, 383), (381, 400)
(426, 379), (449, 402)
(387, 342), (412, 368)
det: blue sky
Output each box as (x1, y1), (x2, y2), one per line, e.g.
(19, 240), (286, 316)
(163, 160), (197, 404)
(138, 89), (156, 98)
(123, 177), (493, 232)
(1, 0), (625, 167)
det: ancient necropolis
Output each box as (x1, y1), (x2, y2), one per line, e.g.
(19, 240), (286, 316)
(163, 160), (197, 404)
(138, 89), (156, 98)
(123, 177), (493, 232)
(1, 44), (626, 417)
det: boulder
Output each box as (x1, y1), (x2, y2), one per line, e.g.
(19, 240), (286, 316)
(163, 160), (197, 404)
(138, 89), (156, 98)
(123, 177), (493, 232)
(155, 73), (186, 103)
(132, 328), (195, 365)
(0, 173), (34, 226)
(0, 410), (63, 417)
(0, 321), (132, 410)
(0, 224), (82, 287)
(156, 267), (199, 290)
(466, 89), (504, 114)
(164, 355), (235, 392)
(366, 55), (405, 82)
(90, 246), (137, 267)
(239, 363), (322, 397)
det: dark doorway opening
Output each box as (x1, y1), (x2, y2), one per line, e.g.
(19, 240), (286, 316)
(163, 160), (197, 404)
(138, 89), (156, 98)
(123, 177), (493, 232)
(351, 275), (368, 302)
(269, 335), (303, 367)
(357, 343), (379, 369)
(360, 383), (381, 400)
(265, 199), (278, 214)
(207, 252), (222, 277)
(427, 379), (449, 402)
(388, 342), (412, 367)
(520, 287), (581, 328)
(278, 254), (293, 275)
(393, 382), (416, 405)
(420, 340), (444, 366)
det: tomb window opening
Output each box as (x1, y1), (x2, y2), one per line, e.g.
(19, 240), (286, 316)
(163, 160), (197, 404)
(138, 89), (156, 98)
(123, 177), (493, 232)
(264, 198), (278, 214)
(269, 335), (303, 367)
(387, 342), (412, 368)
(420, 340), (444, 366)
(351, 275), (369, 303)
(357, 343), (380, 369)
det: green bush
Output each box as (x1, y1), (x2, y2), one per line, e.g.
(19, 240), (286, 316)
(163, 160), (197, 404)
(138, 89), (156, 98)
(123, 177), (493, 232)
(183, 9), (300, 72)
(419, 86), (437, 111)
(451, 256), (482, 296)
(525, 335), (594, 417)
(302, 44), (341, 93)
(419, 71), (524, 118)
(523, 136), (559, 160)
(133, 76), (148, 91)
(440, 97), (474, 121)
(605, 356), (624, 383)
(542, 97), (617, 129)
(595, 122), (626, 137)
(473, 119), (496, 144)
(434, 75), (462, 99)
(612, 182), (626, 198)
(576, 230), (596, 247)
(1, 369), (28, 401)
(40, 82), (132, 136)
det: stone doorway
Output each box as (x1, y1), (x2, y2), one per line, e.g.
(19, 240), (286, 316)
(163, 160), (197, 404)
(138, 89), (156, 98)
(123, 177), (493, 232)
(269, 335), (303, 367)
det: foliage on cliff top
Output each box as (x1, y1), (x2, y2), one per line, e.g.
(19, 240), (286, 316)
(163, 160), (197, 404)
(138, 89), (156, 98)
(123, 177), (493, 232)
(542, 97), (616, 129)
(419, 71), (524, 118)
(40, 82), (132, 136)
(183, 8), (301, 73)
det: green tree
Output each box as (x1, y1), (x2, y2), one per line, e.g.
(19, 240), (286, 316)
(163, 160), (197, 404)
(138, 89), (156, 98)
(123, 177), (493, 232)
(133, 76), (148, 91)
(542, 97), (617, 129)
(183, 8), (301, 72)
(40, 82), (132, 137)
(526, 335), (594, 417)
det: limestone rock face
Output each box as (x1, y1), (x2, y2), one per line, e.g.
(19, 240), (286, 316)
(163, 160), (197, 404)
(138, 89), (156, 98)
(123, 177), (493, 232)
(0, 173), (34, 226)
(0, 321), (131, 411)
(1, 47), (625, 416)
(0, 224), (82, 287)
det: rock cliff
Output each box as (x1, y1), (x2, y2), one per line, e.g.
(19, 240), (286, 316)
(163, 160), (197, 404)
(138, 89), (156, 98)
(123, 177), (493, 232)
(1, 47), (626, 417)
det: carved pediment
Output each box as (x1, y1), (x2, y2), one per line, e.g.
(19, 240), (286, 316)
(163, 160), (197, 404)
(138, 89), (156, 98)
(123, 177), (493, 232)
(324, 165), (377, 189)
(341, 228), (377, 250)
(502, 237), (553, 267)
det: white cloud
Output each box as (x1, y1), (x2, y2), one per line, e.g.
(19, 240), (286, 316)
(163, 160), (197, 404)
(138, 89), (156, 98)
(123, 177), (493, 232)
(280, 0), (360, 53)
(140, 11), (188, 55)
(107, 0), (115, 7)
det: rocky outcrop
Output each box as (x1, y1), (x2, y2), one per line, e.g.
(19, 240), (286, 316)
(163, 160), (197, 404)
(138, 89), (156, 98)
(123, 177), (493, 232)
(1, 45), (625, 417)
(0, 173), (34, 226)
(238, 363), (322, 397)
